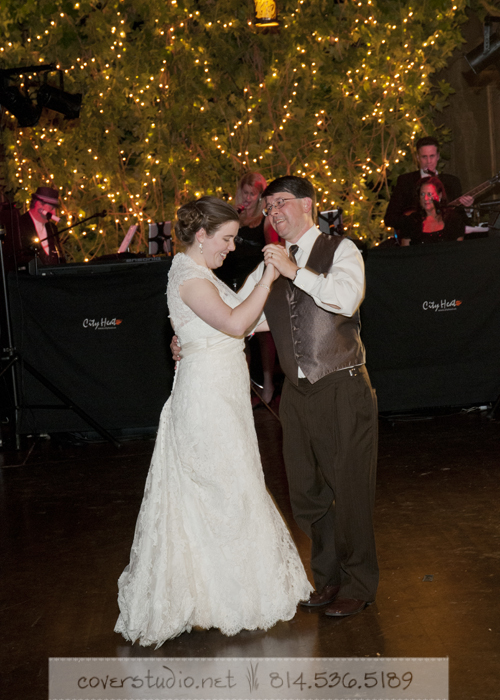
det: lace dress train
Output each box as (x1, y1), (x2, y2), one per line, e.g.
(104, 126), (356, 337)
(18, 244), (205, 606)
(114, 253), (311, 646)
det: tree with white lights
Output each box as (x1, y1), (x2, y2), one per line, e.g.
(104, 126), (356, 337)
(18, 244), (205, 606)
(0, 0), (480, 258)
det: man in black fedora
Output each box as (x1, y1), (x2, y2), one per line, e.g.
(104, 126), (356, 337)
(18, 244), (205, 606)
(16, 186), (66, 268)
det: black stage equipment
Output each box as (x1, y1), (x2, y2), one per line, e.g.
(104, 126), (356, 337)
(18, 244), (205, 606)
(29, 256), (163, 276)
(0, 81), (41, 127)
(148, 221), (173, 256)
(0, 64), (82, 127)
(5, 233), (500, 442)
(318, 208), (344, 236)
(475, 200), (500, 237)
(0, 222), (124, 448)
(5, 258), (174, 442)
(361, 237), (500, 416)
(465, 16), (500, 74)
(37, 69), (82, 120)
(488, 209), (500, 236)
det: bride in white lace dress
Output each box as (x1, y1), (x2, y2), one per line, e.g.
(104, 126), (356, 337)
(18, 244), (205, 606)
(115, 196), (312, 646)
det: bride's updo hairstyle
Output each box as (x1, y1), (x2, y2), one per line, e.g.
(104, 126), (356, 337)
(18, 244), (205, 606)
(175, 196), (239, 247)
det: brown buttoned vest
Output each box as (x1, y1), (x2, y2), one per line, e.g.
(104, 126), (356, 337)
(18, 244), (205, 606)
(264, 234), (365, 385)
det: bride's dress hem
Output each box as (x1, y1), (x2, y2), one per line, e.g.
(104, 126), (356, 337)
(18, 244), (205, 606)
(114, 597), (310, 648)
(114, 253), (312, 647)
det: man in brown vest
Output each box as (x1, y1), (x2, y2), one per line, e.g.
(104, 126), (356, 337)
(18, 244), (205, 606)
(240, 175), (379, 617)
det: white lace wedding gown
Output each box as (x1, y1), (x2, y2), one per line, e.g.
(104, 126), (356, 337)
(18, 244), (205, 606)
(115, 253), (312, 646)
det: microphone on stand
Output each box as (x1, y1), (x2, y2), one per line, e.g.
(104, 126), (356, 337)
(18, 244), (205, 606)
(45, 211), (61, 224)
(55, 210), (108, 237)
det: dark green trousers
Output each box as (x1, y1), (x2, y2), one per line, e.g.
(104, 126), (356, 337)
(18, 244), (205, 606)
(280, 365), (379, 601)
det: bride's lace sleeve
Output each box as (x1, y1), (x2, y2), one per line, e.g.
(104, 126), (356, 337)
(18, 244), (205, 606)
(167, 253), (239, 331)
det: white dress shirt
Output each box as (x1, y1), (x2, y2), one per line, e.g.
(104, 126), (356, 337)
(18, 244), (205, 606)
(239, 225), (365, 317)
(420, 168), (438, 178)
(29, 211), (50, 256)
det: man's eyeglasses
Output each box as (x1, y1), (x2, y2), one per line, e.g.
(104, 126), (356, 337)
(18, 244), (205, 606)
(262, 197), (299, 217)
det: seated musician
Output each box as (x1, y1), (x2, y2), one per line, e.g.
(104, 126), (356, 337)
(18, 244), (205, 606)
(398, 176), (467, 245)
(16, 186), (66, 268)
(384, 136), (473, 234)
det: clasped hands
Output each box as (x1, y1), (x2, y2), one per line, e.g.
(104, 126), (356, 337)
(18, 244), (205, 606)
(170, 244), (296, 362)
(263, 243), (298, 280)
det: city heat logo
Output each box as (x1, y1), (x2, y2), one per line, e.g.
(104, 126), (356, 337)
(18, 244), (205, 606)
(422, 299), (462, 312)
(83, 318), (123, 330)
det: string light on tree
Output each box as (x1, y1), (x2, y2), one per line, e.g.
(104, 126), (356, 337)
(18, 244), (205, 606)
(0, 0), (470, 256)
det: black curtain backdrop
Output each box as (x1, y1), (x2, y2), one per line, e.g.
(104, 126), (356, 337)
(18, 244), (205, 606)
(8, 261), (175, 434)
(362, 237), (500, 412)
(6, 238), (500, 433)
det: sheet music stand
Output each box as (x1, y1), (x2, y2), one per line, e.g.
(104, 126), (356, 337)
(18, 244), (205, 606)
(148, 222), (172, 256)
(488, 208), (500, 236)
(118, 224), (138, 253)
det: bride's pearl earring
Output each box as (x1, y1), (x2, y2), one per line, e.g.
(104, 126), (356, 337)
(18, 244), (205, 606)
(199, 242), (203, 254)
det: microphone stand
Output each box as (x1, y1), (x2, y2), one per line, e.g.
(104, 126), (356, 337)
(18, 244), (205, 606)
(0, 224), (20, 447)
(56, 210), (107, 236)
(0, 223), (121, 449)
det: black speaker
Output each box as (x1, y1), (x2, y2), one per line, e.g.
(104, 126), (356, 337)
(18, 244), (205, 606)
(488, 209), (500, 235)
(8, 262), (175, 434)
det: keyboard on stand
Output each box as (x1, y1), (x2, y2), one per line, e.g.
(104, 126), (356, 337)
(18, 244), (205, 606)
(27, 255), (169, 276)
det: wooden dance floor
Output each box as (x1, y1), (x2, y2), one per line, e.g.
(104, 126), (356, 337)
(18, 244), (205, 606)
(1, 407), (500, 699)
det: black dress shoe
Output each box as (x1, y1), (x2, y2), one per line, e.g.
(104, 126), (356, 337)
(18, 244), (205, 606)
(300, 584), (340, 607)
(324, 597), (372, 617)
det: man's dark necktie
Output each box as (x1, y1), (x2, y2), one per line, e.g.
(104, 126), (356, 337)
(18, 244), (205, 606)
(288, 244), (299, 289)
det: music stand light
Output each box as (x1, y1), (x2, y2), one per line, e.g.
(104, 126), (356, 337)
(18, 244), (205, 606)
(318, 208), (344, 236)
